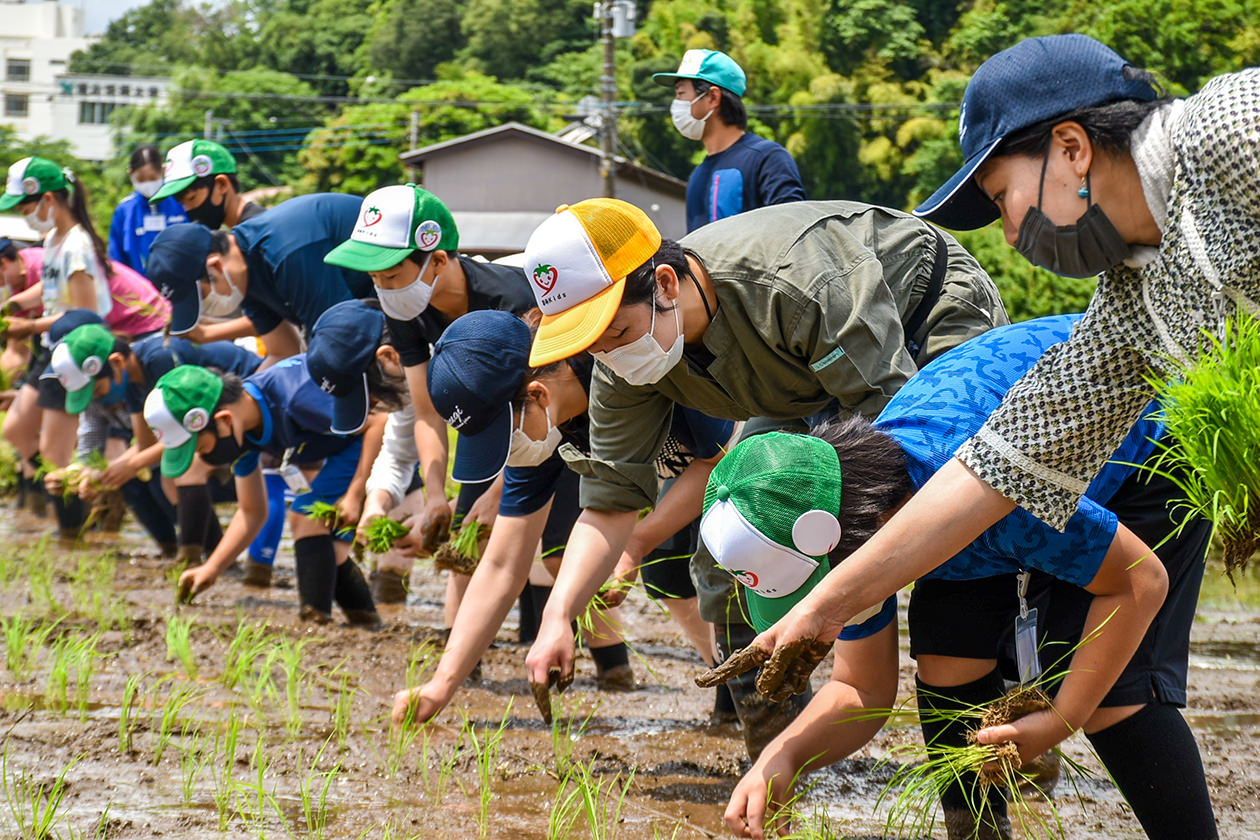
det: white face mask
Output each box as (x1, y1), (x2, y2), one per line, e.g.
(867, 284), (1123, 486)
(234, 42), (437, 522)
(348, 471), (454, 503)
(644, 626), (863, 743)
(375, 253), (435, 321)
(591, 300), (684, 386)
(506, 401), (562, 468)
(201, 265), (244, 320)
(24, 197), (55, 235)
(670, 97), (714, 141)
(132, 178), (162, 200)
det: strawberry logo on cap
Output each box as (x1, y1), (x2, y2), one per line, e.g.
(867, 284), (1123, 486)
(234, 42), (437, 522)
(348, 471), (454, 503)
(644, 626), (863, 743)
(184, 407), (209, 432)
(415, 220), (442, 251)
(362, 206), (382, 227)
(732, 569), (759, 588)
(191, 155), (214, 177)
(532, 264), (558, 294)
(21, 177), (38, 195)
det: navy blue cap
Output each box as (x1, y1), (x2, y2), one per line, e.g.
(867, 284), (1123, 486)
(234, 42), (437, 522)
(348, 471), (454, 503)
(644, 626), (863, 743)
(0, 237), (13, 252)
(914, 34), (1158, 231)
(307, 299), (386, 435)
(427, 310), (531, 484)
(48, 308), (106, 344)
(147, 223), (212, 335)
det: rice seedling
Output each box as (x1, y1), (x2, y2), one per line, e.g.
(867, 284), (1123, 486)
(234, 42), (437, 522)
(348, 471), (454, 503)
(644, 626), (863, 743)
(1143, 314), (1260, 579)
(385, 705), (422, 780)
(466, 700), (514, 838)
(221, 619), (271, 691)
(165, 613), (198, 680)
(433, 518), (488, 574)
(363, 515), (411, 554)
(573, 760), (635, 840)
(118, 673), (143, 754)
(153, 680), (201, 765)
(298, 738), (342, 838)
(416, 723), (465, 806)
(330, 676), (355, 750)
(180, 724), (208, 803)
(1, 746), (78, 840)
(549, 694), (599, 775)
(73, 633), (100, 720)
(44, 634), (73, 714)
(276, 637), (311, 738)
(3, 616), (59, 682)
(546, 765), (585, 840)
(403, 638), (437, 691)
(305, 500), (352, 536)
(236, 737), (281, 836)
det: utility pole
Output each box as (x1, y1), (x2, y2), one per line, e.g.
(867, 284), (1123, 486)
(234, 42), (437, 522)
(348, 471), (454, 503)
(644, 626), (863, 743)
(204, 109), (213, 140)
(598, 1), (617, 198)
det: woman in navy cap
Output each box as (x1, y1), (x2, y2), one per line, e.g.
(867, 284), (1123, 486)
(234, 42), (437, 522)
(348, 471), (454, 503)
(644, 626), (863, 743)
(747, 32), (1253, 840)
(390, 309), (737, 727)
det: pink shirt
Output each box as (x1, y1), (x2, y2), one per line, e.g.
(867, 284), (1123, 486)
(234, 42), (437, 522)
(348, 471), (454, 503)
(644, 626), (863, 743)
(21, 246), (170, 337)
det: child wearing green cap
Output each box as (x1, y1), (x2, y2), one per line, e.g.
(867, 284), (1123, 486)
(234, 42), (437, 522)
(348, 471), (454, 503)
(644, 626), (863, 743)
(150, 139), (265, 229)
(706, 316), (1215, 840)
(147, 359), (403, 625)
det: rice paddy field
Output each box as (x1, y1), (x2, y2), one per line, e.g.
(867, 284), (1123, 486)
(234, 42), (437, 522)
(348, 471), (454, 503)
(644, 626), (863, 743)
(1, 507), (1259, 839)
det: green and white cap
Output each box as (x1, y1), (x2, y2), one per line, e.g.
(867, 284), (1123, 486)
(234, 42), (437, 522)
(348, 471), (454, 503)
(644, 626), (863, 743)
(323, 184), (458, 272)
(40, 323), (115, 415)
(144, 365), (223, 478)
(699, 432), (844, 633)
(0, 157), (67, 211)
(151, 139), (237, 202)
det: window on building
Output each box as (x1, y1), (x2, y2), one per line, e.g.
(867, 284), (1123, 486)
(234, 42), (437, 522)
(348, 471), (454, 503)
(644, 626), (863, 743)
(5, 95), (28, 117)
(78, 101), (116, 124)
(5, 59), (30, 82)
(77, 83), (87, 95)
(119, 85), (129, 96)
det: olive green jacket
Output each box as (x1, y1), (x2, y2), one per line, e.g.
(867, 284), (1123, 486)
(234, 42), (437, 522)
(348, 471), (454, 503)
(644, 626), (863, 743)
(566, 200), (1009, 511)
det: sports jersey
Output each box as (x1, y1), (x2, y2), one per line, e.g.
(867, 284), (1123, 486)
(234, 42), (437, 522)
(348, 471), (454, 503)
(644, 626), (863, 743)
(685, 132), (805, 232)
(108, 192), (188, 273)
(231, 354), (357, 477)
(841, 314), (1163, 641)
(125, 334), (262, 414)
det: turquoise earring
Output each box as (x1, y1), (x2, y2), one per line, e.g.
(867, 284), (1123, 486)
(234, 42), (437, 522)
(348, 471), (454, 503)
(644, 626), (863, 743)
(1078, 178), (1090, 199)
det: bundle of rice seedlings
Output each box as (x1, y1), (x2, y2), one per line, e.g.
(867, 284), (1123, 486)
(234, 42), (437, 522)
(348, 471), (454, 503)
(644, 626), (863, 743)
(433, 518), (489, 575)
(364, 515), (411, 554)
(1145, 314), (1260, 580)
(304, 500), (352, 537)
(876, 684), (1091, 840)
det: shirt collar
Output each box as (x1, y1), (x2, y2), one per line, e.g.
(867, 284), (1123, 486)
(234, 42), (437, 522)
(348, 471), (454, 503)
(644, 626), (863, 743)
(242, 380), (273, 446)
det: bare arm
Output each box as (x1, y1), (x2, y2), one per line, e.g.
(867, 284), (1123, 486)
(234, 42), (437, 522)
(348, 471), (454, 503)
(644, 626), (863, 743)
(256, 321), (303, 369)
(393, 505), (552, 726)
(177, 465), (267, 599)
(65, 270), (100, 313)
(725, 622), (900, 839)
(184, 316), (257, 345)
(337, 412), (388, 527)
(406, 361), (453, 547)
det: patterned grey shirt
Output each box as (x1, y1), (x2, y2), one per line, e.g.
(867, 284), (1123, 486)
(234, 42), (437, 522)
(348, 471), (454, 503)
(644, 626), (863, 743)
(957, 69), (1260, 530)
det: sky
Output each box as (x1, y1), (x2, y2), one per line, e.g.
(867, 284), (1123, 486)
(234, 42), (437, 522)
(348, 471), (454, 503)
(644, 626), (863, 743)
(69, 0), (154, 35)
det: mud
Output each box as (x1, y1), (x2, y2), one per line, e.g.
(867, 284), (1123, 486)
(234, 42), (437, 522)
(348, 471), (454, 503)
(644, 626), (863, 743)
(0, 505), (1258, 839)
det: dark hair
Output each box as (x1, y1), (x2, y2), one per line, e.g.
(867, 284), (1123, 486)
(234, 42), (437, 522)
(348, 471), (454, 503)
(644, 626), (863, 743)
(809, 416), (914, 564)
(996, 68), (1170, 159)
(207, 229), (230, 256)
(356, 297), (393, 347)
(111, 335), (132, 360)
(692, 80), (748, 130)
(215, 371), (245, 409)
(406, 249), (458, 267)
(512, 308), (588, 412)
(39, 172), (113, 279)
(366, 359), (407, 413)
(0, 241), (19, 263)
(187, 172), (241, 195)
(620, 239), (692, 314)
(128, 144), (163, 173)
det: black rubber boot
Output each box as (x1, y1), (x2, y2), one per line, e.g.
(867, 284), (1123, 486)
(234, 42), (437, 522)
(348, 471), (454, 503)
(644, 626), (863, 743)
(294, 535), (337, 622)
(717, 620), (814, 760)
(334, 560), (381, 628)
(51, 492), (87, 539)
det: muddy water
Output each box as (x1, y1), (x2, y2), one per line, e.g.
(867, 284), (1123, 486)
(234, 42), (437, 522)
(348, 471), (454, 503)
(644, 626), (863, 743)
(0, 505), (1258, 839)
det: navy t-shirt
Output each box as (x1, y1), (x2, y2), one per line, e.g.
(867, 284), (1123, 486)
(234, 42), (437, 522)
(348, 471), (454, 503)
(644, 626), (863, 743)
(685, 132), (805, 233)
(232, 354), (356, 476)
(125, 335), (262, 414)
(388, 256), (537, 368)
(232, 193), (375, 335)
(840, 314), (1164, 641)
(500, 356), (735, 516)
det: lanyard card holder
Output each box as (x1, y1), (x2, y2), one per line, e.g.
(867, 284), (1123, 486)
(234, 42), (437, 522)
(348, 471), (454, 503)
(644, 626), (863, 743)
(279, 448), (311, 495)
(1014, 570), (1042, 686)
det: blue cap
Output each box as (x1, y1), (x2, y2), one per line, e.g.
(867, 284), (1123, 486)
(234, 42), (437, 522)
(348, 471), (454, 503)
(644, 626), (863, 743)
(427, 311), (531, 484)
(48, 308), (105, 344)
(147, 223), (213, 335)
(913, 34), (1158, 231)
(653, 49), (747, 98)
(307, 300), (386, 435)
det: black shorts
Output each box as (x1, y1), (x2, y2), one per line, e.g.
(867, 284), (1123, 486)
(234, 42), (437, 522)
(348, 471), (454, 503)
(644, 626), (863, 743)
(642, 518), (699, 600)
(19, 343), (50, 390)
(540, 466), (580, 558)
(908, 463), (1210, 709)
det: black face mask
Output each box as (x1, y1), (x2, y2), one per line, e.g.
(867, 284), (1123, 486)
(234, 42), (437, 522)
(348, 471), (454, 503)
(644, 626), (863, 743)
(1013, 155), (1130, 279)
(202, 430), (245, 467)
(186, 191), (227, 230)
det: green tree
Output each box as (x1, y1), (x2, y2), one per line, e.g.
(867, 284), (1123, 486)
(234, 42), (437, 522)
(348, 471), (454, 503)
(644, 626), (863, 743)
(67, 0), (200, 75)
(366, 0), (464, 85)
(460, 0), (594, 82)
(821, 0), (927, 77)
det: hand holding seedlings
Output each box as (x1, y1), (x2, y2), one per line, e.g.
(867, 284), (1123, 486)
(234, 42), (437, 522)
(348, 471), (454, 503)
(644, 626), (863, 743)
(417, 496), (453, 552)
(177, 564), (217, 604)
(695, 638), (832, 702)
(530, 666), (573, 725)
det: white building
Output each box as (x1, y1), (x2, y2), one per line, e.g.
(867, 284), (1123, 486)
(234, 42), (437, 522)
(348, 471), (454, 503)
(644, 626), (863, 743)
(0, 1), (171, 162)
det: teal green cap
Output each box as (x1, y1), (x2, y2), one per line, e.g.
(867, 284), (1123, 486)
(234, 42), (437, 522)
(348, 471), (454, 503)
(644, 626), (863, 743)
(653, 49), (747, 97)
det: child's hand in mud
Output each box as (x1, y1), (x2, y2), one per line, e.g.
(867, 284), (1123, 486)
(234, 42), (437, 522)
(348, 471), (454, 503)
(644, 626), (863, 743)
(695, 644), (770, 688)
(695, 638), (832, 702)
(417, 495), (452, 553)
(529, 666), (573, 726)
(391, 681), (452, 730)
(42, 468), (65, 497)
(725, 747), (802, 839)
(177, 564), (217, 604)
(525, 617), (576, 720)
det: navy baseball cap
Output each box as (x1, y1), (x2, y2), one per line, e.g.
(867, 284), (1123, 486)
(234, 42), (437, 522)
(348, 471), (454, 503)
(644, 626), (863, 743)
(427, 310), (531, 484)
(48, 308), (105, 344)
(307, 299), (386, 435)
(147, 223), (213, 335)
(914, 34), (1158, 231)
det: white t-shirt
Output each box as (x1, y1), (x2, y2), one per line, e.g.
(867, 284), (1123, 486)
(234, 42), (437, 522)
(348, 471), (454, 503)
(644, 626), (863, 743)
(40, 225), (111, 317)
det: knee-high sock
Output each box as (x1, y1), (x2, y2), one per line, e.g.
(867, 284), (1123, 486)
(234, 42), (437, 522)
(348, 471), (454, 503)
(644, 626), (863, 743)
(1086, 704), (1217, 840)
(121, 474), (177, 546)
(294, 535), (337, 615)
(176, 484), (216, 550)
(916, 670), (1009, 826)
(333, 560), (375, 613)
